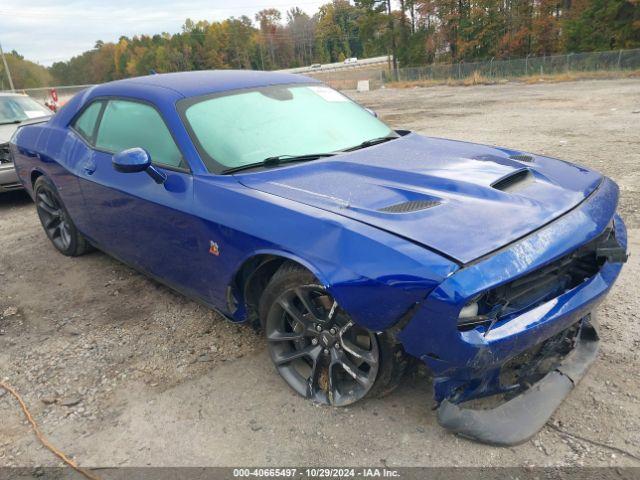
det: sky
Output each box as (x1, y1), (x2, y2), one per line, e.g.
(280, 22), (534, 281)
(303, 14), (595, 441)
(0, 0), (327, 66)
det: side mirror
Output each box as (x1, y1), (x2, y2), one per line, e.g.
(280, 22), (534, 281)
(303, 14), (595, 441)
(112, 147), (166, 184)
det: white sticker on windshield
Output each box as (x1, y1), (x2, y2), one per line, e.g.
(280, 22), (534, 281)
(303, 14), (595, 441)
(308, 86), (348, 102)
(24, 110), (46, 119)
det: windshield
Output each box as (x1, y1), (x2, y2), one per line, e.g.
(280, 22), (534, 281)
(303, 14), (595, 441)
(180, 84), (394, 172)
(0, 95), (50, 124)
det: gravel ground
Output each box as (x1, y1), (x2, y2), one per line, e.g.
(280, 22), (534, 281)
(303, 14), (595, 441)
(1, 78), (639, 469)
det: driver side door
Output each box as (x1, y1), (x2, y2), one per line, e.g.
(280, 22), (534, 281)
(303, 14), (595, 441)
(73, 98), (206, 299)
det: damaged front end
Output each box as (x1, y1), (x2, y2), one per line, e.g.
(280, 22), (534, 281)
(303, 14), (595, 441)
(396, 178), (628, 445)
(438, 315), (599, 446)
(0, 142), (23, 192)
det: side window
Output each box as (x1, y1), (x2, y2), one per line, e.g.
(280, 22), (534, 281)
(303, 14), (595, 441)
(72, 101), (103, 143)
(95, 100), (184, 169)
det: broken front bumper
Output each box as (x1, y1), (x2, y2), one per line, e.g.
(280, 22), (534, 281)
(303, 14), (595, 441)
(437, 316), (599, 446)
(396, 178), (627, 445)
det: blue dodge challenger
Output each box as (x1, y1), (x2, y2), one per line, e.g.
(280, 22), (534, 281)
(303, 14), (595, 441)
(10, 71), (628, 445)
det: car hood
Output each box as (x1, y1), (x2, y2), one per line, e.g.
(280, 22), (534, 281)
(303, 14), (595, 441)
(0, 116), (51, 144)
(237, 133), (602, 264)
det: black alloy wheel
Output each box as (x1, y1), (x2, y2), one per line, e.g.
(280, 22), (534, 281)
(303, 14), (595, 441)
(36, 185), (72, 251)
(262, 268), (381, 406)
(34, 176), (91, 256)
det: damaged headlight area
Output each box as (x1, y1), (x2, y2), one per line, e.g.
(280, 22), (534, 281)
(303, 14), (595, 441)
(457, 221), (626, 334)
(396, 180), (627, 445)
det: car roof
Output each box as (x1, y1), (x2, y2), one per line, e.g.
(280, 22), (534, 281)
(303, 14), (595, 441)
(93, 70), (320, 99)
(52, 70), (323, 137)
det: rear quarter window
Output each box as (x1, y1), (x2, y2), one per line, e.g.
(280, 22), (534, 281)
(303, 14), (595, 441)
(72, 101), (103, 143)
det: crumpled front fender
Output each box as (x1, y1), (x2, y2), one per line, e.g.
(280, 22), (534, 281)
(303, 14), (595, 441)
(220, 181), (459, 331)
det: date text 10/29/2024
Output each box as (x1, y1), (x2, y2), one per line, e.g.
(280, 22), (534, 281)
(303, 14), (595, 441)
(233, 468), (401, 478)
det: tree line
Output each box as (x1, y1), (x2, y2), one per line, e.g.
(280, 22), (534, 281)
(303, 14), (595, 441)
(1, 51), (52, 90)
(2, 0), (639, 88)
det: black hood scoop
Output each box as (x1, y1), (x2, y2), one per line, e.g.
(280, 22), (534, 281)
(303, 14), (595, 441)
(491, 169), (535, 193)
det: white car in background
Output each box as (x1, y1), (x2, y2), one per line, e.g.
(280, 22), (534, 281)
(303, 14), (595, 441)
(343, 57), (358, 64)
(0, 93), (51, 192)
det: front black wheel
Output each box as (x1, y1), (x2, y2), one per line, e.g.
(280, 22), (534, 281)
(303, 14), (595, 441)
(260, 263), (407, 406)
(34, 176), (91, 257)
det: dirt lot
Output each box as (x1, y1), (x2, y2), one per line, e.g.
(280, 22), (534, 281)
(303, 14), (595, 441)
(1, 78), (639, 469)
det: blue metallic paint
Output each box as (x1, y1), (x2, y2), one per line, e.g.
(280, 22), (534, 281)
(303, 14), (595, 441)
(238, 133), (603, 264)
(10, 71), (626, 411)
(112, 147), (168, 184)
(112, 147), (151, 172)
(398, 178), (625, 402)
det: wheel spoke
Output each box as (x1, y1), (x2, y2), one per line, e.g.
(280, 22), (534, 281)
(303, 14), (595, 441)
(37, 200), (58, 217)
(37, 192), (56, 209)
(274, 344), (320, 366)
(333, 349), (372, 389)
(60, 223), (71, 247)
(306, 347), (323, 397)
(278, 297), (307, 326)
(341, 338), (378, 367)
(327, 300), (338, 321)
(267, 330), (304, 342)
(338, 320), (354, 337)
(44, 215), (61, 230)
(294, 287), (324, 322)
(337, 321), (377, 366)
(278, 296), (319, 337)
(327, 360), (343, 406)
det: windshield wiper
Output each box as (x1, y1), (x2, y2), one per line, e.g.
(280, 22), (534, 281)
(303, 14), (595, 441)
(0, 120), (21, 126)
(223, 153), (336, 174)
(344, 135), (398, 152)
(262, 153), (336, 165)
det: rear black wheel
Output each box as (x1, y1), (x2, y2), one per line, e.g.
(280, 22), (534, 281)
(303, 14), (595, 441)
(260, 262), (407, 406)
(34, 176), (91, 257)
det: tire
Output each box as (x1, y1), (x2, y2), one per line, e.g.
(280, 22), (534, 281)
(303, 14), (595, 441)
(33, 176), (92, 257)
(259, 261), (407, 406)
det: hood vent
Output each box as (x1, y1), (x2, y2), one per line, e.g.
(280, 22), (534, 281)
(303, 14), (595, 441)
(509, 154), (534, 162)
(378, 199), (440, 213)
(492, 169), (535, 193)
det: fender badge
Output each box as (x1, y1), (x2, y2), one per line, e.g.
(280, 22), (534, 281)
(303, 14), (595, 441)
(209, 241), (220, 256)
